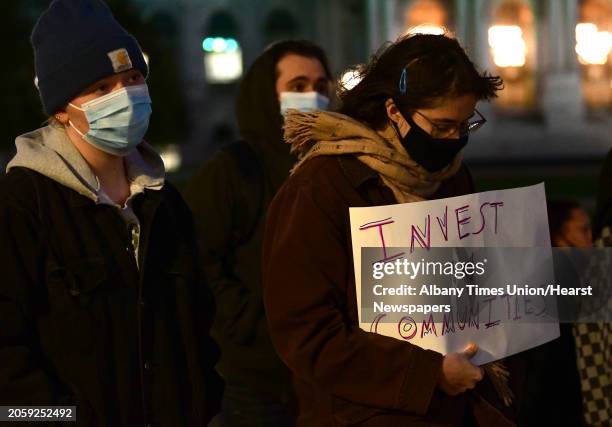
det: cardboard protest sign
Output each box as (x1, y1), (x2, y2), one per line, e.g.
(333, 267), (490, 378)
(349, 183), (559, 365)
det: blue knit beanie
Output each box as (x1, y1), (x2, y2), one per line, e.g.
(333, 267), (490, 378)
(31, 0), (149, 115)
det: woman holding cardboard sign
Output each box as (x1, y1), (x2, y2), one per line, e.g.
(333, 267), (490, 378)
(262, 33), (519, 426)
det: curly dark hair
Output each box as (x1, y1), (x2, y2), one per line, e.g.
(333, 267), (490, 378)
(338, 33), (503, 129)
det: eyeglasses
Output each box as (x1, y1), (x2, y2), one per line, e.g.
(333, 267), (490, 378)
(413, 109), (487, 139)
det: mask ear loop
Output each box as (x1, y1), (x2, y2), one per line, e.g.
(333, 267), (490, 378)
(68, 120), (87, 138)
(68, 102), (85, 112)
(66, 102), (88, 137)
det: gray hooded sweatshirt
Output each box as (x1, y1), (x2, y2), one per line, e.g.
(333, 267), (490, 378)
(7, 124), (165, 266)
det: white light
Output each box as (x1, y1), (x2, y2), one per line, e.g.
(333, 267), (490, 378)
(143, 52), (150, 66)
(340, 69), (362, 91)
(488, 25), (527, 68)
(406, 24), (445, 36)
(204, 49), (243, 83)
(211, 38), (227, 53)
(160, 145), (182, 173)
(575, 23), (612, 65)
(576, 23), (598, 43)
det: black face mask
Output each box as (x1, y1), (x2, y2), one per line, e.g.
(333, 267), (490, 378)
(396, 114), (469, 173)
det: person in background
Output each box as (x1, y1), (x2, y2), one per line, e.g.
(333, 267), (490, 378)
(0, 0), (222, 425)
(261, 33), (523, 426)
(184, 40), (333, 426)
(574, 149), (612, 426)
(515, 200), (590, 427)
(594, 148), (612, 247)
(549, 200), (593, 248)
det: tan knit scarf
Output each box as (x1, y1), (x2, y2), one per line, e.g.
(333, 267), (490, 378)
(284, 109), (462, 203)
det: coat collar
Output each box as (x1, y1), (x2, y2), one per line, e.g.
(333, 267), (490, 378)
(337, 155), (379, 189)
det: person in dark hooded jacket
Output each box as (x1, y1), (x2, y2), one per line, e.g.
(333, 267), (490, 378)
(183, 40), (333, 426)
(0, 1), (222, 425)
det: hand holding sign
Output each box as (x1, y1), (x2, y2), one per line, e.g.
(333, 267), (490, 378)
(439, 342), (484, 396)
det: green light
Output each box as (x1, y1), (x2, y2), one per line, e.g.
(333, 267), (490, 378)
(202, 37), (215, 52)
(203, 37), (240, 53)
(225, 38), (238, 52)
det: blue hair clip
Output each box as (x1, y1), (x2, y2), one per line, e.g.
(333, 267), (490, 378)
(399, 67), (407, 95)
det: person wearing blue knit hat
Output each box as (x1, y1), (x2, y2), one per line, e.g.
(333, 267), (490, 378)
(0, 1), (223, 425)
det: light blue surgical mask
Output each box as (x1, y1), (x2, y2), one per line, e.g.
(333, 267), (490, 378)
(280, 91), (330, 115)
(69, 84), (152, 157)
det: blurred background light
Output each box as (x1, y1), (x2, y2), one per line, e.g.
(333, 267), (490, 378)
(406, 24), (446, 36)
(488, 25), (527, 68)
(160, 144), (182, 173)
(204, 49), (243, 83)
(575, 22), (612, 65)
(202, 37), (239, 53)
(340, 69), (363, 91)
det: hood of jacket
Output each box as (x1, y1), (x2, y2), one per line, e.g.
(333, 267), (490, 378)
(7, 124), (164, 202)
(235, 44), (298, 191)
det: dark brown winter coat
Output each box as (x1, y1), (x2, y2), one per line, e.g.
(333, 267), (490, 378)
(262, 155), (518, 427)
